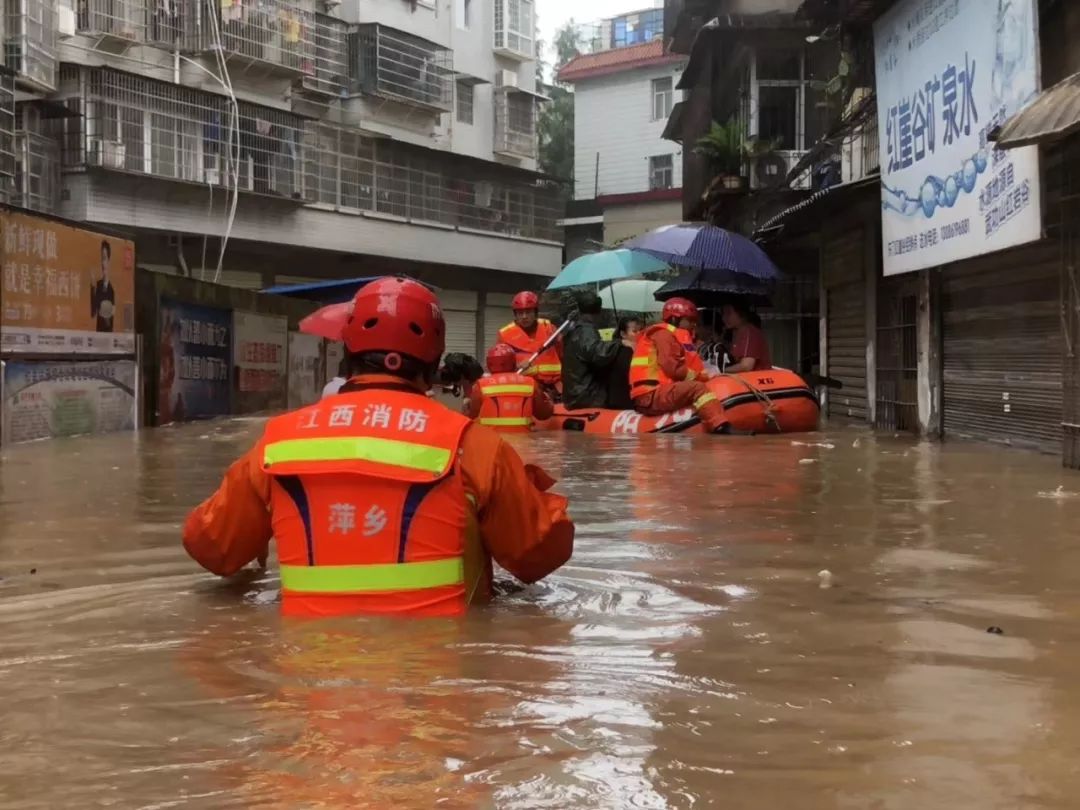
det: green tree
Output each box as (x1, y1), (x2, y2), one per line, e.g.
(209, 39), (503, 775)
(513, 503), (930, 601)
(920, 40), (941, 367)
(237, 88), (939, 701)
(538, 21), (582, 184)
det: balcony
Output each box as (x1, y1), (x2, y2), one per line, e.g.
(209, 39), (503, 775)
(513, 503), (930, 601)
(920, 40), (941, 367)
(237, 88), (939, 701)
(77, 0), (150, 53)
(494, 85), (539, 160)
(304, 123), (561, 241)
(56, 67), (309, 201)
(348, 24), (453, 112)
(298, 13), (348, 97)
(184, 0), (317, 79)
(14, 131), (60, 213)
(6, 0), (58, 92)
(493, 0), (533, 61)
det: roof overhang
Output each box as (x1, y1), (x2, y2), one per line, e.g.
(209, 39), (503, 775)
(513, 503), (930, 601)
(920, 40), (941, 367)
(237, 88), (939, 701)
(991, 71), (1080, 150)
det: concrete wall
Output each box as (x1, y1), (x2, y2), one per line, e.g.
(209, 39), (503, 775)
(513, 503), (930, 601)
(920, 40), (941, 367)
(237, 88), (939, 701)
(61, 174), (562, 279)
(573, 63), (685, 199)
(603, 199), (681, 244)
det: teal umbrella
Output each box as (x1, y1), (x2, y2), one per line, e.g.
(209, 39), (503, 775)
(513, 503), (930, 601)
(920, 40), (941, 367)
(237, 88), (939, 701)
(546, 249), (670, 291)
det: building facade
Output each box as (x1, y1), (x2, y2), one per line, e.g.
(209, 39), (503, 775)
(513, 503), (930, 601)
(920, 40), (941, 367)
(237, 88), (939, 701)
(558, 8), (684, 250)
(670, 0), (1080, 463)
(0, 0), (559, 356)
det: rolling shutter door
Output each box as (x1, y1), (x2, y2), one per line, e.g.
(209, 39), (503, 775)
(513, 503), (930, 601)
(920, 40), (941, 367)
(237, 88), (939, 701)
(824, 230), (868, 422)
(483, 293), (515, 355)
(440, 290), (479, 357)
(942, 241), (1061, 453)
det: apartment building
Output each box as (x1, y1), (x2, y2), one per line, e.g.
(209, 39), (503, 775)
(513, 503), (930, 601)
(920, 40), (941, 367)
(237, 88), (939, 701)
(557, 3), (684, 247)
(0, 0), (558, 354)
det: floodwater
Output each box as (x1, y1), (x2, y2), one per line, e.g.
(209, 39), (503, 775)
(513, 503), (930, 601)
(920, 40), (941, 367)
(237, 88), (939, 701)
(3, 420), (1080, 809)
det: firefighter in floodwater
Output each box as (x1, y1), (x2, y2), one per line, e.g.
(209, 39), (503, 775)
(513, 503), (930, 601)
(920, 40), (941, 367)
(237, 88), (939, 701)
(466, 343), (554, 432)
(628, 297), (727, 433)
(498, 291), (563, 388)
(182, 276), (575, 617)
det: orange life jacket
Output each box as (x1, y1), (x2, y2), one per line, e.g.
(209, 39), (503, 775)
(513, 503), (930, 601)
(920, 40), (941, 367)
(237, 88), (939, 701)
(475, 372), (537, 433)
(628, 323), (706, 399)
(498, 319), (561, 384)
(259, 387), (475, 618)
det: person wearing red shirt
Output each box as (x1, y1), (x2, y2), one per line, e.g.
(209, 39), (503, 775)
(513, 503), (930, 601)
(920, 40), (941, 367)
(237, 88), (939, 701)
(721, 302), (772, 372)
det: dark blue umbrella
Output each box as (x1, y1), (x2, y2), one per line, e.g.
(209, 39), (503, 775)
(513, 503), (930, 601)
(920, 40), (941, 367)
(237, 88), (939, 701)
(624, 222), (781, 281)
(654, 268), (772, 306)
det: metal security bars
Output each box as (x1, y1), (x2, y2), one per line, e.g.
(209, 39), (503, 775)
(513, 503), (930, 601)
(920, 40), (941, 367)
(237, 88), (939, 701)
(14, 131), (60, 212)
(57, 67), (307, 200)
(493, 0), (533, 60)
(494, 87), (536, 159)
(0, 70), (15, 203)
(6, 0), (58, 91)
(349, 25), (453, 112)
(77, 0), (150, 46)
(300, 13), (348, 96)
(184, 0), (318, 77)
(304, 123), (560, 241)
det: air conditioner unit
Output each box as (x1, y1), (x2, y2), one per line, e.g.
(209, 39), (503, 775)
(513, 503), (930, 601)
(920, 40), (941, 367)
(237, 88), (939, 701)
(750, 150), (810, 191)
(57, 5), (76, 38)
(495, 69), (519, 90)
(88, 138), (126, 170)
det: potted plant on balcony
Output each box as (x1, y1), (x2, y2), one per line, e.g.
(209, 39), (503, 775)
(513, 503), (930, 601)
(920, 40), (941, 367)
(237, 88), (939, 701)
(694, 118), (746, 190)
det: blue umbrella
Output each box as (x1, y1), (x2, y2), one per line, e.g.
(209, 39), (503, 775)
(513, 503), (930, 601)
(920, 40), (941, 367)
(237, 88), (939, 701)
(546, 249), (670, 291)
(624, 223), (781, 281)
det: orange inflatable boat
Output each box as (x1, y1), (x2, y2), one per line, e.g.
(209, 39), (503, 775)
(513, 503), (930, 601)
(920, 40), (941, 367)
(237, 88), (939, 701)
(535, 369), (819, 435)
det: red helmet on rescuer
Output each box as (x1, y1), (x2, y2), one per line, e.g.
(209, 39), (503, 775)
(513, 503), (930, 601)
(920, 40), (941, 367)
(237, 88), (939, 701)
(341, 276), (445, 364)
(512, 291), (539, 312)
(662, 297), (699, 324)
(486, 343), (517, 373)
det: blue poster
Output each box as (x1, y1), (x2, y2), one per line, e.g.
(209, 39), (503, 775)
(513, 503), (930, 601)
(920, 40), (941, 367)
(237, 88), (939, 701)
(158, 298), (231, 423)
(875, 0), (1040, 275)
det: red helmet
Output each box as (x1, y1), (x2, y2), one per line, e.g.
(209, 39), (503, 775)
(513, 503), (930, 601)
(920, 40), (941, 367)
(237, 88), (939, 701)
(512, 291), (539, 312)
(486, 343), (517, 373)
(662, 297), (699, 323)
(341, 276), (445, 364)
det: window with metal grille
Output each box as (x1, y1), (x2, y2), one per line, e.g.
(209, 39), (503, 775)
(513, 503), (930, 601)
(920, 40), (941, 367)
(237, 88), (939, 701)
(649, 154), (673, 190)
(494, 0), (533, 57)
(456, 81), (474, 125)
(349, 24), (453, 111)
(651, 76), (672, 121)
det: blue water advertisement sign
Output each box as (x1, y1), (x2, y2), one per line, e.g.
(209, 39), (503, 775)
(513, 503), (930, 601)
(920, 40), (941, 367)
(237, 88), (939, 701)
(874, 0), (1040, 275)
(158, 298), (231, 423)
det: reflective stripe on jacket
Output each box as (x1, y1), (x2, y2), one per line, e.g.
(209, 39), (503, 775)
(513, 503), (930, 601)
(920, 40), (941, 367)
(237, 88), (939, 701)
(475, 372), (537, 433)
(628, 323), (705, 399)
(499, 319), (562, 383)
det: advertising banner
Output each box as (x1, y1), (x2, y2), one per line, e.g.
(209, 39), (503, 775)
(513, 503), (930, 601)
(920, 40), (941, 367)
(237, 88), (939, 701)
(3, 359), (136, 443)
(233, 311), (287, 413)
(158, 298), (231, 423)
(288, 332), (322, 409)
(875, 0), (1040, 275)
(0, 212), (136, 353)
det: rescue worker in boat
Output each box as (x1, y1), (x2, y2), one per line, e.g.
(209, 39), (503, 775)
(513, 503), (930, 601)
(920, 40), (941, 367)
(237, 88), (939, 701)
(721, 302), (772, 372)
(499, 291), (563, 388)
(182, 276), (575, 618)
(629, 297), (728, 433)
(561, 290), (621, 410)
(466, 342), (554, 432)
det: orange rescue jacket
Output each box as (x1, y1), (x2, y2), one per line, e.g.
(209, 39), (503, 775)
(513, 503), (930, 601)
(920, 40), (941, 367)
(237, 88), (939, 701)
(471, 372), (551, 432)
(628, 323), (707, 399)
(182, 375), (575, 618)
(498, 319), (562, 384)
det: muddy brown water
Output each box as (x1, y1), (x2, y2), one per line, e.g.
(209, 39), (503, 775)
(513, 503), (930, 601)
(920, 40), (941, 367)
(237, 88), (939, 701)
(2, 419), (1080, 809)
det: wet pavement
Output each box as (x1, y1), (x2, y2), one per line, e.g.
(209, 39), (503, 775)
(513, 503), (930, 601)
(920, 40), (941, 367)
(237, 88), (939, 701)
(3, 419), (1080, 808)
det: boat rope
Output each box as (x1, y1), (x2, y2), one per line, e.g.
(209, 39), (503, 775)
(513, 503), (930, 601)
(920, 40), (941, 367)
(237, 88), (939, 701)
(719, 374), (782, 432)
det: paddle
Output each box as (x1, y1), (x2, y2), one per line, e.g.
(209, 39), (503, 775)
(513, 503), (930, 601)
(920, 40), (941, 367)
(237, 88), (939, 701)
(517, 317), (576, 374)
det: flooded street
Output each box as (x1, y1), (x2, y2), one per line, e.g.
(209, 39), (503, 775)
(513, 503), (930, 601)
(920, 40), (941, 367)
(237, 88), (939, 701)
(3, 422), (1080, 809)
